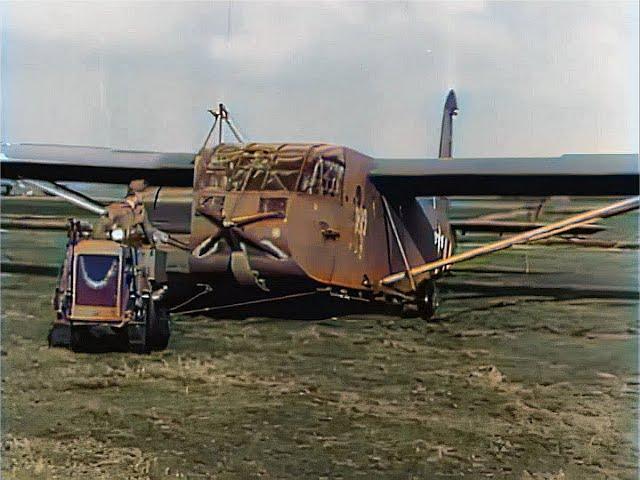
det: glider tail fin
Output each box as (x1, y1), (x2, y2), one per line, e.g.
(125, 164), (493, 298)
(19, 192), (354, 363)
(438, 89), (458, 159)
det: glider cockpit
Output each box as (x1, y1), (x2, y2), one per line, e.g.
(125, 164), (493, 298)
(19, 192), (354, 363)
(196, 143), (345, 196)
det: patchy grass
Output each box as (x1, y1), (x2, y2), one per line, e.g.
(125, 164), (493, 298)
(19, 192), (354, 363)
(2, 198), (638, 478)
(1, 272), (637, 479)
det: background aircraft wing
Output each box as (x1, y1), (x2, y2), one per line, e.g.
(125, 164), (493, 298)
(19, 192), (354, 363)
(450, 218), (605, 235)
(1, 143), (194, 186)
(371, 154), (639, 197)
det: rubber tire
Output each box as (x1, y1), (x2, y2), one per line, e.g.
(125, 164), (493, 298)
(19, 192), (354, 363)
(416, 280), (438, 321)
(127, 322), (149, 354)
(127, 300), (170, 354)
(127, 301), (150, 354)
(148, 302), (170, 351)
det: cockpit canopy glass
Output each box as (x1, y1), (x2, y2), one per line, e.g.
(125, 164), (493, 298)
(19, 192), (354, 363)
(200, 144), (345, 197)
(298, 154), (345, 197)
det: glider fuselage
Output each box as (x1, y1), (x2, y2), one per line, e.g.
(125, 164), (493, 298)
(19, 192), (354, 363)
(153, 142), (455, 297)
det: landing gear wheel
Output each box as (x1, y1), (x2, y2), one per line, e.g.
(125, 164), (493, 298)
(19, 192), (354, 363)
(416, 280), (438, 321)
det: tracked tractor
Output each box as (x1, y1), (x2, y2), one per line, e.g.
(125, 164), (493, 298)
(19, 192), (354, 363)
(49, 181), (178, 353)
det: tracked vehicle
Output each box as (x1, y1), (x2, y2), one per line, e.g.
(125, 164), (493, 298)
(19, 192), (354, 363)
(49, 213), (171, 353)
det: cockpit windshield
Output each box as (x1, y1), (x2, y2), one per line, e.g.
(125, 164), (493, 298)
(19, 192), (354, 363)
(298, 154), (344, 196)
(200, 144), (345, 196)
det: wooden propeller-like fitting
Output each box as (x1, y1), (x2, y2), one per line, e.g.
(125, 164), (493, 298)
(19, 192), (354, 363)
(192, 210), (285, 259)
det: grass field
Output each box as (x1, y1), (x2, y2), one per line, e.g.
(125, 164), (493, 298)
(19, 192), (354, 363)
(2, 275), (638, 479)
(1, 198), (638, 478)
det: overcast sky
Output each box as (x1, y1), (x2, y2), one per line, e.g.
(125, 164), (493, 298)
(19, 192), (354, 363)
(0, 1), (638, 158)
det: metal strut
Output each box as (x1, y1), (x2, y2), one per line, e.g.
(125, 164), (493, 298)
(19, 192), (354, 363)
(382, 195), (640, 286)
(206, 103), (245, 146)
(380, 195), (417, 291)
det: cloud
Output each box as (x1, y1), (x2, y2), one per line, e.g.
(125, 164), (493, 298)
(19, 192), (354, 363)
(1, 1), (637, 157)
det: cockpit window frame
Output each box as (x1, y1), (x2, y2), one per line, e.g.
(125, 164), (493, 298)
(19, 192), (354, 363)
(296, 150), (345, 199)
(203, 144), (309, 193)
(199, 144), (346, 197)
